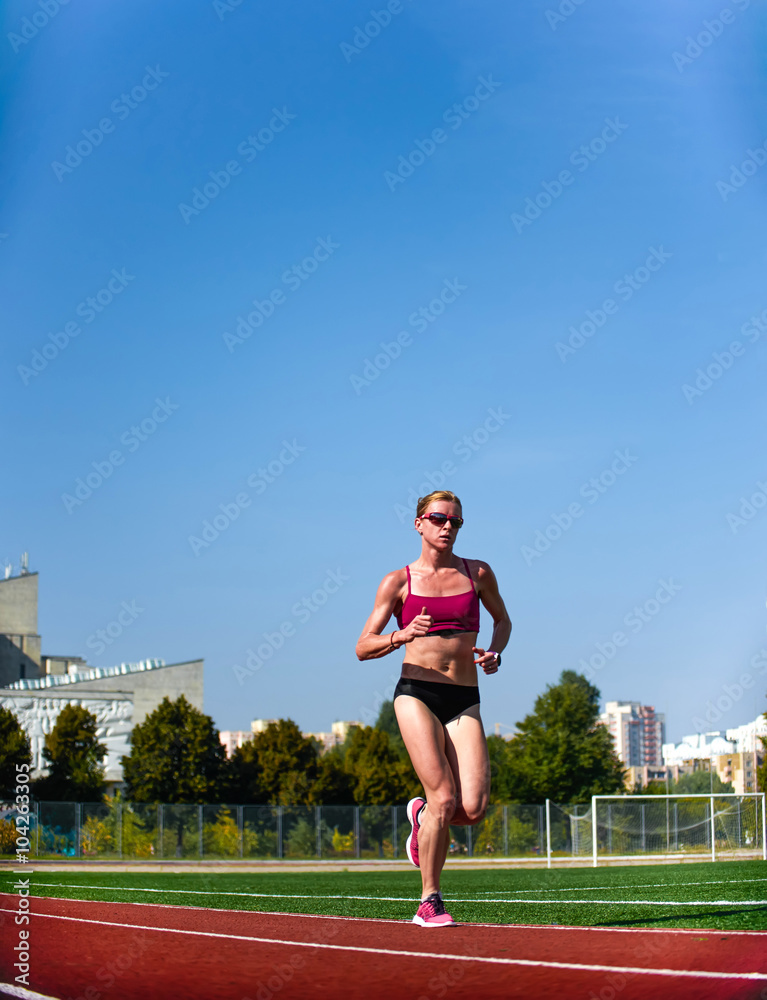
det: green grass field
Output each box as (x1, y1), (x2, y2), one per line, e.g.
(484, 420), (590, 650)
(3, 860), (766, 931)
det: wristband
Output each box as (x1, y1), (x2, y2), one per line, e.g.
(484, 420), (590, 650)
(488, 650), (501, 666)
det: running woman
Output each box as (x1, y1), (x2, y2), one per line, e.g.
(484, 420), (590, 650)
(355, 490), (511, 926)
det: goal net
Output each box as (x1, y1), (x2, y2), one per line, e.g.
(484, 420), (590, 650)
(589, 793), (766, 866)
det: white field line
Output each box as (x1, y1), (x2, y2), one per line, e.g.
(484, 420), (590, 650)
(473, 877), (767, 894)
(0, 908), (765, 982)
(16, 894), (767, 936)
(3, 882), (765, 907)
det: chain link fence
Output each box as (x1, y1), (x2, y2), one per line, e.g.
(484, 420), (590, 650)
(0, 801), (548, 860)
(2, 796), (763, 861)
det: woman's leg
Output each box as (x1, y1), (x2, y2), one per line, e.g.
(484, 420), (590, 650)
(443, 705), (490, 826)
(394, 694), (456, 898)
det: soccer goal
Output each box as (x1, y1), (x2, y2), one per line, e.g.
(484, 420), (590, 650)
(589, 793), (766, 867)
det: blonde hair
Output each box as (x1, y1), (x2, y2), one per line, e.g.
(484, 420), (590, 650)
(416, 490), (462, 517)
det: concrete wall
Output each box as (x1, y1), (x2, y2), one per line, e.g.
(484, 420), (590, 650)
(0, 634), (43, 688)
(0, 572), (39, 635)
(58, 659), (204, 726)
(0, 573), (42, 687)
(0, 691), (133, 781)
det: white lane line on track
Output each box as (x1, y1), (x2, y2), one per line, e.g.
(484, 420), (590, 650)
(474, 878), (767, 894)
(10, 884), (765, 907)
(452, 899), (767, 907)
(12, 896), (767, 935)
(0, 985), (62, 1000)
(1, 909), (765, 982)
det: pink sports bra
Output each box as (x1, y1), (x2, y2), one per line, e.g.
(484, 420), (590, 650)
(396, 559), (480, 634)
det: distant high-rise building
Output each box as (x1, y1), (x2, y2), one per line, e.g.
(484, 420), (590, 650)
(600, 701), (666, 767)
(726, 714), (767, 754)
(220, 730), (253, 757)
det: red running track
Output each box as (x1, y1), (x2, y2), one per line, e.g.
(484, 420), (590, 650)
(1, 894), (766, 1000)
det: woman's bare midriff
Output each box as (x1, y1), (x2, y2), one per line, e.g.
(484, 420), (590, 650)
(400, 631), (479, 685)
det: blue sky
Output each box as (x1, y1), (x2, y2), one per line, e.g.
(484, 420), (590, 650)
(2, 0), (766, 743)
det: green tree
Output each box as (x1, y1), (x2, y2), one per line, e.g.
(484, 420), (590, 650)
(309, 750), (354, 805)
(121, 695), (227, 803)
(344, 726), (421, 804)
(34, 704), (106, 801)
(0, 707), (32, 799)
(671, 770), (733, 795)
(502, 671), (625, 804)
(374, 700), (407, 758)
(486, 734), (516, 804)
(758, 737), (766, 795)
(228, 720), (319, 805)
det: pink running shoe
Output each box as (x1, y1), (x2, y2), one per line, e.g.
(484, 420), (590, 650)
(405, 797), (426, 868)
(412, 893), (456, 927)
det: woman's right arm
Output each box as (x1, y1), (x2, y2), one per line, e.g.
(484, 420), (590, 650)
(355, 571), (432, 660)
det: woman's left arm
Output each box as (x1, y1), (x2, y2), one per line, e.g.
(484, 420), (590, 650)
(473, 561), (511, 675)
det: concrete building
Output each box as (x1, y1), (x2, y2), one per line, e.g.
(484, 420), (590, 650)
(9, 657), (206, 728)
(220, 730), (253, 757)
(304, 720), (362, 753)
(251, 718), (279, 733)
(0, 565), (42, 686)
(2, 659), (204, 785)
(2, 690), (133, 784)
(662, 727), (764, 795)
(662, 731), (735, 765)
(726, 714), (767, 754)
(600, 701), (666, 767)
(245, 718), (363, 754)
(0, 559), (205, 787)
(714, 752), (761, 795)
(624, 764), (672, 790)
